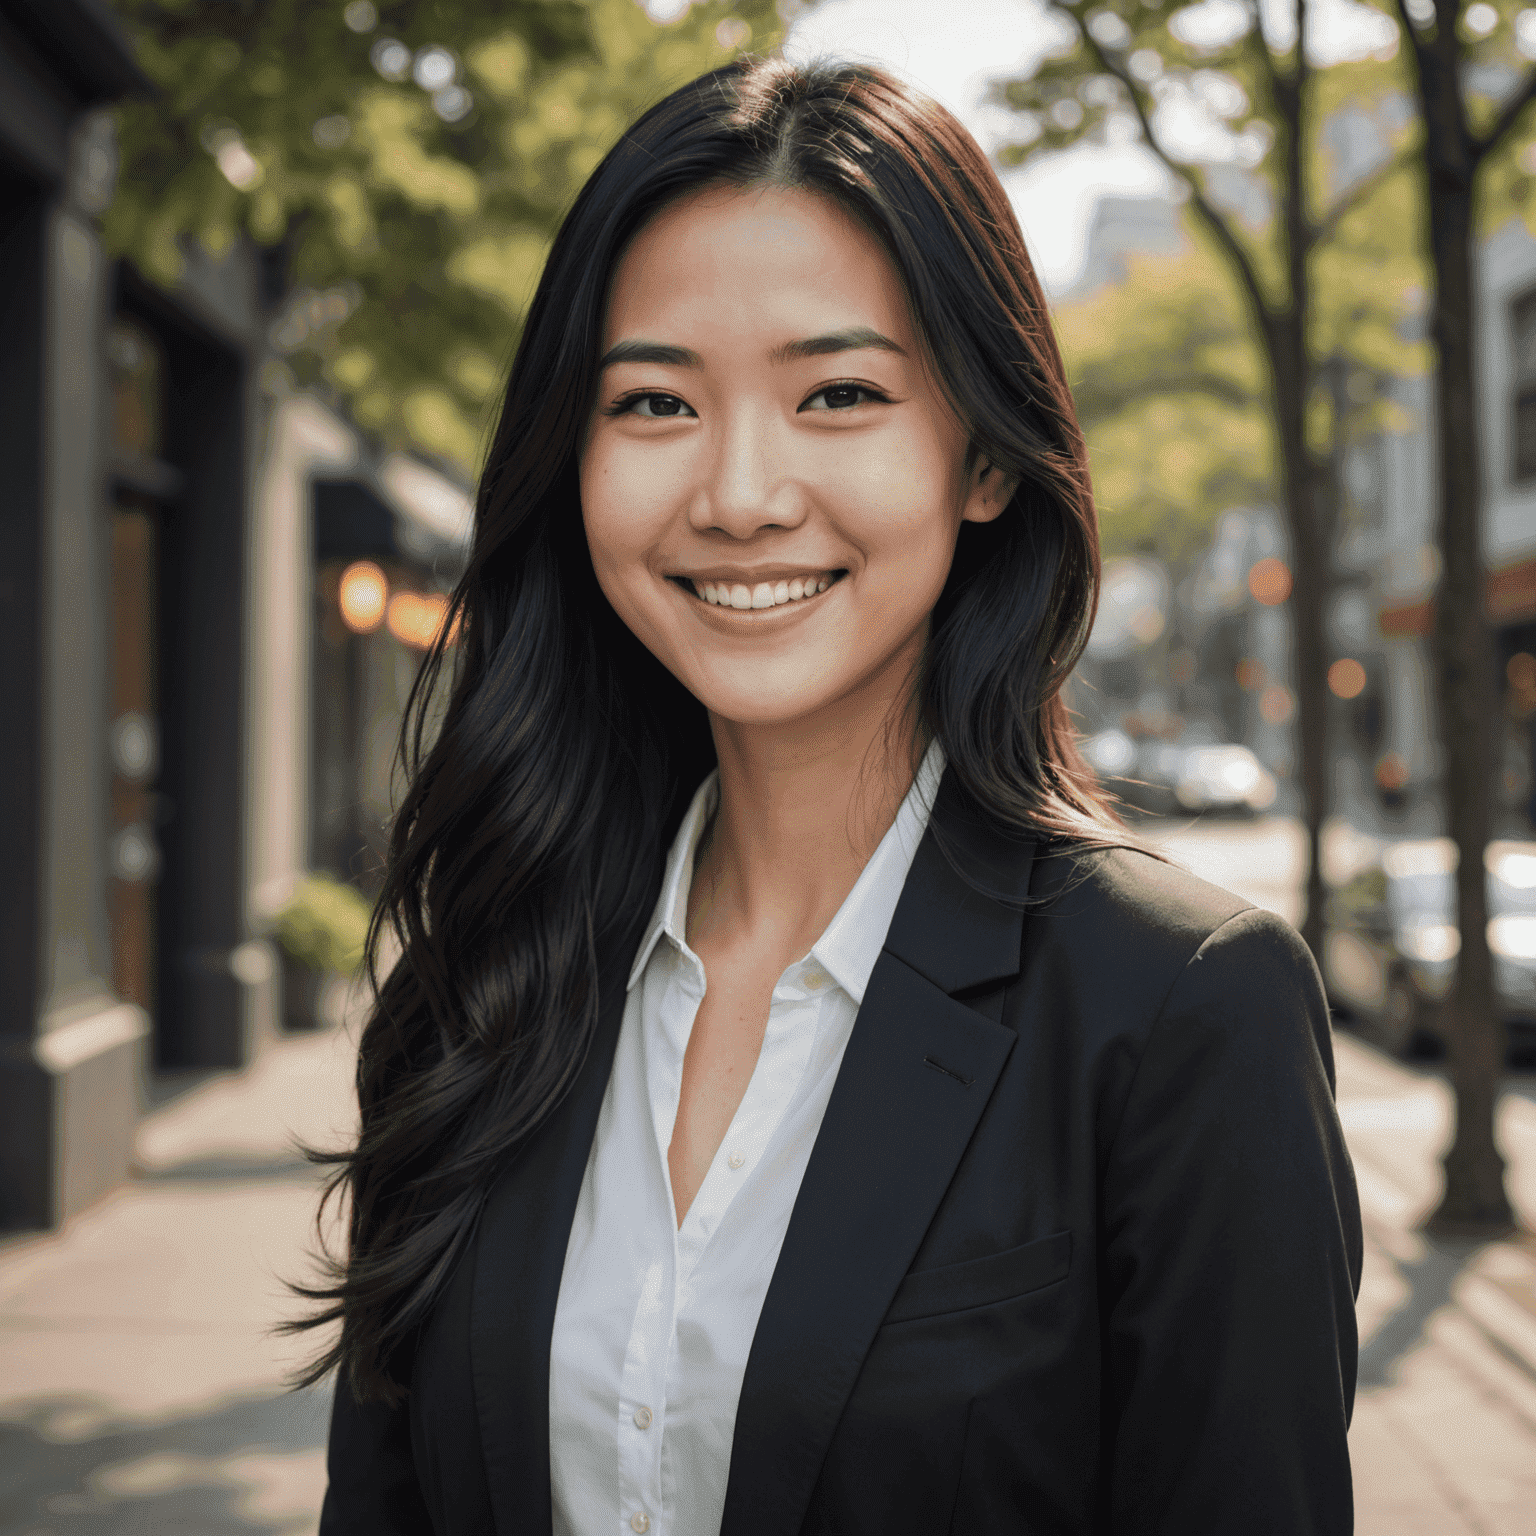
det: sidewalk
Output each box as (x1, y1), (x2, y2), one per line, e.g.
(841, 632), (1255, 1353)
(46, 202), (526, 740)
(1342, 1047), (1536, 1535)
(0, 990), (360, 1536)
(2, 1000), (1534, 1532)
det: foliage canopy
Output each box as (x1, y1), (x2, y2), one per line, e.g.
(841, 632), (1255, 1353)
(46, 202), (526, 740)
(106, 0), (781, 473)
(999, 1), (1467, 559)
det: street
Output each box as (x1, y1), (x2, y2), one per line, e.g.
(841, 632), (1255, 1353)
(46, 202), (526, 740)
(1, 818), (1534, 1533)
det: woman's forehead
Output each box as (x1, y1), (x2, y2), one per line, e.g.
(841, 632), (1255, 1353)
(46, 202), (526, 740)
(602, 184), (916, 353)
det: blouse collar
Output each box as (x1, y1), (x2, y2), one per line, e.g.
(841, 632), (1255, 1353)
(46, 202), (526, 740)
(626, 740), (945, 1006)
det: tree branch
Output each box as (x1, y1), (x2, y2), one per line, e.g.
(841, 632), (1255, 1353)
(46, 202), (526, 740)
(1390, 0), (1431, 73)
(1313, 143), (1414, 244)
(1244, 0), (1283, 100)
(1475, 66), (1536, 164)
(1054, 1), (1276, 325)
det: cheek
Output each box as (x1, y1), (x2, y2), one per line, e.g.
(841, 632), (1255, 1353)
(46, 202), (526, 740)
(832, 426), (968, 581)
(580, 440), (663, 594)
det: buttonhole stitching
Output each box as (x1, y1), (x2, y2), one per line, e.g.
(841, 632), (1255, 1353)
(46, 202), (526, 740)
(923, 1056), (974, 1087)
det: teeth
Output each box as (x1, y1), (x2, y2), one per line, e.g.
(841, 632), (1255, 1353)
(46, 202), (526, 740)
(690, 573), (838, 608)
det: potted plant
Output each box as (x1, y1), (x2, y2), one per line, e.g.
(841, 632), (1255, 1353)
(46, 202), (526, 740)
(273, 873), (372, 1030)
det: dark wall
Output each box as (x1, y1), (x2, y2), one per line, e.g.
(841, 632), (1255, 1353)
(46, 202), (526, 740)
(0, 161), (46, 1048)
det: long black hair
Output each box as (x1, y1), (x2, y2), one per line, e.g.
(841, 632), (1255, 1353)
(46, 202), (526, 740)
(292, 56), (1112, 1404)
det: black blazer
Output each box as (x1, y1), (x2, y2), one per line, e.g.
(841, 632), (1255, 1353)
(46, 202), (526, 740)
(321, 782), (1363, 1536)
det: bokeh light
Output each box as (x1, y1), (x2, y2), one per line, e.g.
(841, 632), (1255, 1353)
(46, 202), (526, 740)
(1328, 658), (1368, 699)
(386, 590), (452, 650)
(1259, 683), (1295, 724)
(338, 560), (388, 633)
(1247, 557), (1293, 606)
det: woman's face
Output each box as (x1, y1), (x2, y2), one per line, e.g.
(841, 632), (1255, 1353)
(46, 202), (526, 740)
(580, 183), (1008, 734)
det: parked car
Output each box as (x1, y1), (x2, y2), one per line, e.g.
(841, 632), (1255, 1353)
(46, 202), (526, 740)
(1081, 728), (1277, 818)
(1324, 837), (1536, 1063)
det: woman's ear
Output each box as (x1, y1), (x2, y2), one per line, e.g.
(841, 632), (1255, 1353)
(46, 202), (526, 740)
(961, 457), (1017, 525)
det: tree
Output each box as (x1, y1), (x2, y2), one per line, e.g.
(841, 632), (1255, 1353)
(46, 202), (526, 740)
(1382, 0), (1536, 1235)
(998, 2), (1422, 967)
(1053, 225), (1272, 566)
(106, 0), (781, 475)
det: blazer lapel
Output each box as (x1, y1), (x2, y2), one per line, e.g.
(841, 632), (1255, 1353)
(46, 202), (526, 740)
(722, 776), (1034, 1536)
(469, 918), (644, 1536)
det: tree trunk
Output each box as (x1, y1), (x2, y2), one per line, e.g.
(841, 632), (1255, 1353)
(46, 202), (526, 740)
(1268, 321), (1331, 964)
(1414, 29), (1513, 1235)
(1267, 37), (1332, 968)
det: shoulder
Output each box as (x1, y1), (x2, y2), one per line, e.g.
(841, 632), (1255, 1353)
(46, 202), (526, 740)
(1019, 839), (1322, 1051)
(1028, 837), (1253, 970)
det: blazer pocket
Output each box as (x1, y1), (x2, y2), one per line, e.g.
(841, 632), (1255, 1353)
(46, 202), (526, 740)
(884, 1230), (1072, 1325)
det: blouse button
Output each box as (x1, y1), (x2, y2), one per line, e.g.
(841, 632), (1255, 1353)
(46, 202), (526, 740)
(633, 1405), (653, 1429)
(631, 1513), (651, 1533)
(727, 1151), (745, 1170)
(804, 971), (826, 990)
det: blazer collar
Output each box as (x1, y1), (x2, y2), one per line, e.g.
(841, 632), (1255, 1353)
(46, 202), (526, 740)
(722, 773), (1034, 1536)
(882, 766), (1034, 993)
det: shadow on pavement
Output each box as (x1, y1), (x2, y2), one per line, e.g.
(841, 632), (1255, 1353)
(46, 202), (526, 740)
(0, 1385), (332, 1535)
(1357, 1236), (1479, 1390)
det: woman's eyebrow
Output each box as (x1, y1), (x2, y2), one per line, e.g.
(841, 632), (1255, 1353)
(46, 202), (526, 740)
(598, 327), (907, 372)
(599, 339), (703, 369)
(772, 327), (907, 363)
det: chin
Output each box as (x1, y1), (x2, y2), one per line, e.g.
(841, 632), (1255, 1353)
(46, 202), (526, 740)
(687, 681), (844, 731)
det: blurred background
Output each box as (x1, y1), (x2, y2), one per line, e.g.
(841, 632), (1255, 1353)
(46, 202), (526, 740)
(1, 0), (1534, 1530)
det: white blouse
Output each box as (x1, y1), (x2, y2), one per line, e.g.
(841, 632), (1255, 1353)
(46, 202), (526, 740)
(548, 743), (944, 1536)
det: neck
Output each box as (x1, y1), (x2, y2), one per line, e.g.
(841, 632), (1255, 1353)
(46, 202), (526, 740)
(688, 646), (925, 962)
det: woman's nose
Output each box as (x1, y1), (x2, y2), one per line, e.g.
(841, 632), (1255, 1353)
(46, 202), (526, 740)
(688, 408), (806, 537)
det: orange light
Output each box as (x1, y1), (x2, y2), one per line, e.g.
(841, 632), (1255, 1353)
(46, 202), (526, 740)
(1259, 683), (1295, 724)
(1328, 658), (1367, 700)
(1235, 656), (1267, 691)
(338, 560), (388, 633)
(1375, 751), (1409, 792)
(386, 590), (452, 650)
(1248, 557), (1292, 606)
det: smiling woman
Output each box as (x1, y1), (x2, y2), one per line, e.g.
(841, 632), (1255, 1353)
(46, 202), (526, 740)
(299, 57), (1361, 1536)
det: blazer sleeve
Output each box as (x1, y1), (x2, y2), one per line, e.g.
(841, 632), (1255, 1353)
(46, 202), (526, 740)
(319, 1371), (433, 1536)
(1099, 905), (1363, 1535)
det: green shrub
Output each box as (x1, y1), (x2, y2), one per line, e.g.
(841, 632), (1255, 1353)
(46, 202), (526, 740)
(274, 874), (373, 975)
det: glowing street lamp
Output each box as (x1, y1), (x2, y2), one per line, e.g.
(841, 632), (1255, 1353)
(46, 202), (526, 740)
(386, 590), (451, 650)
(339, 560), (388, 633)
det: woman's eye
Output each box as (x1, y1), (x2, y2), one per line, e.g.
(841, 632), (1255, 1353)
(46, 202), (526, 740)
(801, 383), (882, 412)
(620, 393), (694, 419)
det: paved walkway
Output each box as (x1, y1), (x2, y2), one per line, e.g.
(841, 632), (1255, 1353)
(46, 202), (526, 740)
(1, 985), (1534, 1532)
(0, 994), (359, 1536)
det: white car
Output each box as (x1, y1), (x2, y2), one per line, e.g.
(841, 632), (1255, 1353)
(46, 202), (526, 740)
(1324, 837), (1536, 1062)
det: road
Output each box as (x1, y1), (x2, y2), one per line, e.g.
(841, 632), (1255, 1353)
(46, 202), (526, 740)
(0, 819), (1533, 1534)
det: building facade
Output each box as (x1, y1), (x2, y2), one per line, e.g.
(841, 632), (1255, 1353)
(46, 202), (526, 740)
(0, 0), (474, 1231)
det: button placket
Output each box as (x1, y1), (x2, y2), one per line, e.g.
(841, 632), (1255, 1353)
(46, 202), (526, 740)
(616, 1242), (672, 1534)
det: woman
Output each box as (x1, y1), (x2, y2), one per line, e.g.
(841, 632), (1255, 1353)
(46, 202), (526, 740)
(305, 57), (1361, 1536)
